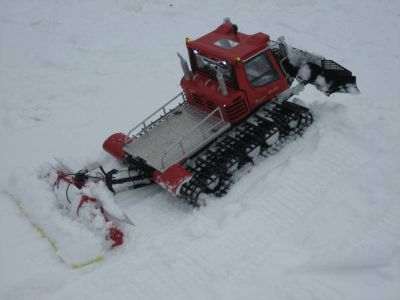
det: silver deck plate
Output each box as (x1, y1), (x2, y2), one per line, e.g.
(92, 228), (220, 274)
(123, 103), (230, 171)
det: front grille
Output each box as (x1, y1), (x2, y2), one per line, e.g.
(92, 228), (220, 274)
(207, 100), (217, 110)
(192, 94), (204, 106)
(192, 94), (218, 112)
(226, 98), (247, 121)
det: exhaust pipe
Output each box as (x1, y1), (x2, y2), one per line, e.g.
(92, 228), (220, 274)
(177, 52), (192, 81)
(216, 66), (228, 96)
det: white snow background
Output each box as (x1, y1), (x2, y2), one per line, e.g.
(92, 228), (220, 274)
(1, 0), (400, 299)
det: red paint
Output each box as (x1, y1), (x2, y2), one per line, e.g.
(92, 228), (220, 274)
(181, 22), (289, 124)
(54, 171), (72, 188)
(53, 171), (87, 189)
(188, 22), (269, 63)
(181, 74), (247, 123)
(108, 226), (124, 247)
(76, 194), (124, 247)
(153, 164), (192, 195)
(53, 170), (124, 247)
(103, 132), (128, 160)
(76, 195), (97, 215)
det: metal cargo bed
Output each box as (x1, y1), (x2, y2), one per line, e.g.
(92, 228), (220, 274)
(124, 93), (230, 171)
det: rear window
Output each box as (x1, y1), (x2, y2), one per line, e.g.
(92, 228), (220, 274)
(244, 53), (279, 87)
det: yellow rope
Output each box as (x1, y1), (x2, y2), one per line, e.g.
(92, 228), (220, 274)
(3, 190), (105, 269)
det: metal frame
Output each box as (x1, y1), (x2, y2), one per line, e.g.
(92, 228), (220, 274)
(125, 92), (187, 144)
(124, 91), (230, 171)
(242, 47), (269, 62)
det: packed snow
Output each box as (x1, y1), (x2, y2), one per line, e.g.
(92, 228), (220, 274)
(1, 0), (400, 299)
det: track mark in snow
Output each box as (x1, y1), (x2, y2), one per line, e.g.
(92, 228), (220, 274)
(343, 200), (400, 266)
(280, 278), (345, 300)
(181, 121), (374, 294)
(120, 120), (373, 298)
(253, 132), (370, 233)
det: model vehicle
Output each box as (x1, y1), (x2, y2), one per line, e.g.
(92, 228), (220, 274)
(48, 19), (359, 247)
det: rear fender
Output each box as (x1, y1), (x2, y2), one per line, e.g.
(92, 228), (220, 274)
(103, 133), (128, 160)
(153, 164), (192, 196)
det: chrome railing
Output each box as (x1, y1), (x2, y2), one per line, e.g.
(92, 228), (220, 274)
(125, 92), (186, 144)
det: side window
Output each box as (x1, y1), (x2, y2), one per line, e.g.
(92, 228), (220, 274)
(244, 53), (279, 87)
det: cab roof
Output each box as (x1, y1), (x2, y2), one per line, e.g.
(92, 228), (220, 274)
(188, 22), (270, 63)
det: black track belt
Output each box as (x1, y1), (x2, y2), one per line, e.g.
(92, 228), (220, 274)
(179, 99), (313, 207)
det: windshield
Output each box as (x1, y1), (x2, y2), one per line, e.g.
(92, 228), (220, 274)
(194, 53), (235, 86)
(244, 53), (279, 87)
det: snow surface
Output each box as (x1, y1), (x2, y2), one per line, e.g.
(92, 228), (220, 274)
(1, 0), (400, 299)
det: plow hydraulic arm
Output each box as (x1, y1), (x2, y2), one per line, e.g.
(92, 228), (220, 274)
(99, 166), (153, 195)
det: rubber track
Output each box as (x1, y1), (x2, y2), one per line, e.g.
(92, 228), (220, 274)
(179, 99), (313, 206)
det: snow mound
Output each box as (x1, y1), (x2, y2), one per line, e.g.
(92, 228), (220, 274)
(6, 168), (109, 267)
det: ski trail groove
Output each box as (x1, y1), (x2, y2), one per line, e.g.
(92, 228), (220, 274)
(106, 131), (370, 298)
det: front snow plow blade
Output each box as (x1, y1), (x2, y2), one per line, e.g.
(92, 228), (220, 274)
(307, 59), (359, 95)
(273, 38), (359, 96)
